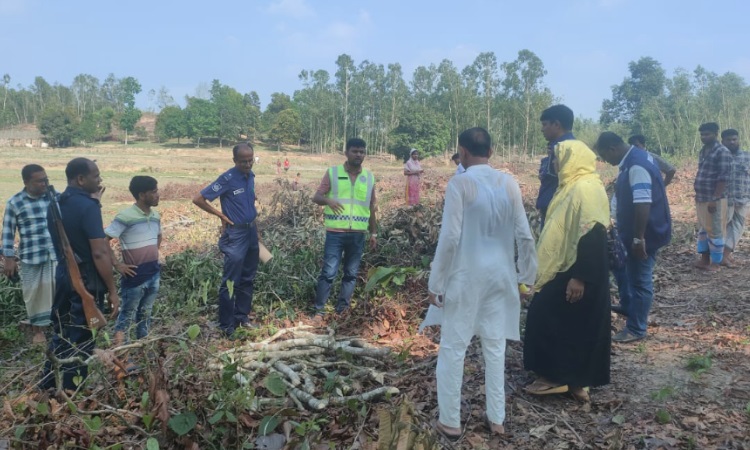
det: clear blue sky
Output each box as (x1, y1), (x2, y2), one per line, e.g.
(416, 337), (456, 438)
(2, 0), (748, 119)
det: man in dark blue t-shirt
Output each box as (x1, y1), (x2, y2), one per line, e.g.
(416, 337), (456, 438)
(535, 105), (575, 229)
(40, 157), (119, 391)
(193, 143), (260, 337)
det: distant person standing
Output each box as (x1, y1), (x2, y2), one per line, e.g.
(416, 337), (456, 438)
(106, 176), (162, 345)
(1, 164), (56, 344)
(193, 143), (260, 336)
(276, 159), (282, 175)
(693, 123), (732, 270)
(312, 138), (377, 315)
(722, 128), (750, 265)
(284, 157), (290, 174)
(451, 153), (466, 175)
(40, 158), (119, 391)
(293, 172), (301, 191)
(404, 149), (423, 205)
(536, 105), (576, 229)
(627, 135), (676, 185)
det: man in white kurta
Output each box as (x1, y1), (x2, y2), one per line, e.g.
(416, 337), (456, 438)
(427, 127), (537, 437)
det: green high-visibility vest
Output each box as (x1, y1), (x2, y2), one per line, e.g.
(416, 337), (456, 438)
(323, 165), (375, 231)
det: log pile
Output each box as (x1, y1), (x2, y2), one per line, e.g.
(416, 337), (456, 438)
(210, 325), (400, 412)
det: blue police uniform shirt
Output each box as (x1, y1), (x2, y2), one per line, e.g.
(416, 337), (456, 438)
(48, 186), (106, 265)
(200, 167), (257, 225)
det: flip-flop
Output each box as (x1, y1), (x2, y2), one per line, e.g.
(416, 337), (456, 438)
(433, 420), (461, 442)
(524, 380), (569, 395)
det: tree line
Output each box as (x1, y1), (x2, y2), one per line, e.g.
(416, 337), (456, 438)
(2, 52), (749, 156)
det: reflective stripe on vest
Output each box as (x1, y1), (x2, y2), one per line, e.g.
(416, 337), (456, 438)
(323, 165), (374, 230)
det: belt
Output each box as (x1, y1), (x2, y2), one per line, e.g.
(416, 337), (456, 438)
(228, 221), (256, 229)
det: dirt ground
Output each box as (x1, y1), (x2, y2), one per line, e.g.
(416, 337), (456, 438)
(1, 148), (749, 449)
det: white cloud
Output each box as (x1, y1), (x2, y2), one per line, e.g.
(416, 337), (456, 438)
(267, 0), (315, 19)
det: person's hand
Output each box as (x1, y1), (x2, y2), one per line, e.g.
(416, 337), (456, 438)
(707, 201), (717, 214)
(2, 258), (17, 278)
(519, 284), (535, 300)
(566, 278), (584, 303)
(91, 186), (106, 201)
(326, 199), (345, 215)
(631, 240), (648, 260)
(369, 234), (377, 251)
(428, 292), (444, 308)
(108, 292), (120, 320)
(219, 214), (235, 234)
(115, 262), (138, 278)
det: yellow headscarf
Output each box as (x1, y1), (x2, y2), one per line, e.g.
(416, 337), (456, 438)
(535, 140), (610, 290)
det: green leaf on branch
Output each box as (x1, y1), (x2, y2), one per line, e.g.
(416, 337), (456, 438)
(169, 412), (198, 436)
(186, 324), (200, 340)
(264, 373), (287, 396)
(258, 415), (280, 436)
(146, 437), (160, 450)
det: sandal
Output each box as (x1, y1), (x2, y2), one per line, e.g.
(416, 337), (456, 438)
(433, 420), (461, 442)
(524, 379), (569, 395)
(483, 413), (505, 436)
(570, 386), (590, 403)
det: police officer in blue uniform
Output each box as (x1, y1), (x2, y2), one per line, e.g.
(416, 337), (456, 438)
(40, 157), (120, 390)
(193, 143), (260, 336)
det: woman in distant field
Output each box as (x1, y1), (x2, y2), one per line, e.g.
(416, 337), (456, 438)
(404, 149), (423, 205)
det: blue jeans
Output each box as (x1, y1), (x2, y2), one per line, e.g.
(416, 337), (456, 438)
(115, 272), (160, 340)
(624, 253), (657, 337)
(218, 226), (259, 334)
(611, 263), (631, 310)
(314, 231), (365, 313)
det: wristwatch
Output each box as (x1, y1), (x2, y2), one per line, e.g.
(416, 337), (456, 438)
(633, 238), (644, 245)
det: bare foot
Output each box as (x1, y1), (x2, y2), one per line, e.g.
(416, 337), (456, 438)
(32, 331), (46, 344)
(694, 260), (720, 271)
(570, 386), (590, 403)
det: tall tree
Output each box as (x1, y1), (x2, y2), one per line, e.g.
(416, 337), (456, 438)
(185, 97), (218, 148)
(335, 54), (355, 152)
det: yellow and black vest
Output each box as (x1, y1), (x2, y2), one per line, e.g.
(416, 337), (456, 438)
(324, 165), (375, 231)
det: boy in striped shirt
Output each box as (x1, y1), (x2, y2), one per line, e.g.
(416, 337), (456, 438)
(106, 176), (161, 345)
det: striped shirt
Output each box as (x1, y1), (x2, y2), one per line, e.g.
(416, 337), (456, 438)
(2, 190), (56, 264)
(729, 149), (750, 205)
(105, 204), (161, 288)
(694, 141), (732, 202)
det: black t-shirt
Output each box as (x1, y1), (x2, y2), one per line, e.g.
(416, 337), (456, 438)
(48, 186), (105, 264)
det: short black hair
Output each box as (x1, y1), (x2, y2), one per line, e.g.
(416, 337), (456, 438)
(21, 164), (45, 182)
(699, 122), (719, 133)
(129, 176), (158, 200)
(458, 127), (492, 157)
(628, 135), (646, 146)
(540, 104), (574, 131)
(232, 142), (254, 158)
(346, 138), (366, 151)
(595, 131), (625, 152)
(65, 157), (95, 181)
(451, 153), (460, 161)
(721, 128), (739, 139)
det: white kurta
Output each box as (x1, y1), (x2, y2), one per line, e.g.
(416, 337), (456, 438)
(426, 164), (537, 344)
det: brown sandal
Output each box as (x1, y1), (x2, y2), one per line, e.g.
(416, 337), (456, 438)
(433, 420), (461, 442)
(483, 413), (505, 436)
